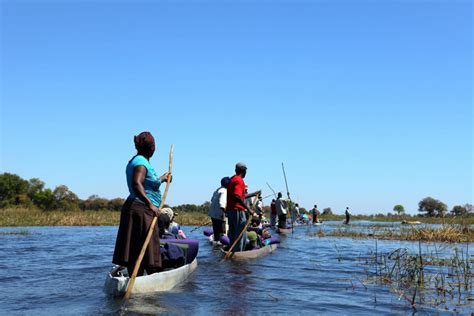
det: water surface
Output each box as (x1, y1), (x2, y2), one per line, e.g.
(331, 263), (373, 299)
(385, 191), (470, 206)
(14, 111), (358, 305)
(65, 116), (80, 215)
(0, 222), (471, 315)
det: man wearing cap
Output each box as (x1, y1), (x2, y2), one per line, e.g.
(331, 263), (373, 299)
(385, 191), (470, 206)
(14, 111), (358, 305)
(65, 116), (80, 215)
(226, 162), (261, 252)
(208, 177), (231, 242)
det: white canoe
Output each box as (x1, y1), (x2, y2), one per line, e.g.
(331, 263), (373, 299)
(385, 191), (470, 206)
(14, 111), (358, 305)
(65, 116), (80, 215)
(103, 258), (198, 297)
(222, 244), (278, 259)
(401, 220), (422, 225)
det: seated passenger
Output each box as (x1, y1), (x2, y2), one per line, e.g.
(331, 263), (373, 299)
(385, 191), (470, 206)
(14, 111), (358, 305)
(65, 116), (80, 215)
(159, 208), (186, 239)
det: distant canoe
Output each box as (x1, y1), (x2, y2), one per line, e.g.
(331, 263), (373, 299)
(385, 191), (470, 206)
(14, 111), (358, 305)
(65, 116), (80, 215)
(401, 220), (422, 225)
(222, 244), (278, 260)
(103, 258), (198, 297)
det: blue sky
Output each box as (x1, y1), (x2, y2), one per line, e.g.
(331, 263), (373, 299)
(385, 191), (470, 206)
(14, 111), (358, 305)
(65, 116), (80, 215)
(1, 0), (472, 214)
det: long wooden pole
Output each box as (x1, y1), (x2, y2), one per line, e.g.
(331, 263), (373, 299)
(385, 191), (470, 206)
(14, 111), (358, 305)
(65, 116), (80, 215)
(266, 182), (277, 198)
(224, 195), (258, 259)
(189, 221), (212, 233)
(281, 162), (293, 233)
(224, 214), (253, 259)
(122, 144), (174, 304)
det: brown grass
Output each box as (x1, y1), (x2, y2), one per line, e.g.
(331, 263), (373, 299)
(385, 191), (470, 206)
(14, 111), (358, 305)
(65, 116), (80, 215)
(310, 225), (474, 243)
(0, 208), (211, 227)
(0, 208), (120, 226)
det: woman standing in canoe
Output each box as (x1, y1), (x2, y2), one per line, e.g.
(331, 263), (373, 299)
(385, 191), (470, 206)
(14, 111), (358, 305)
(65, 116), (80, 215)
(112, 131), (171, 276)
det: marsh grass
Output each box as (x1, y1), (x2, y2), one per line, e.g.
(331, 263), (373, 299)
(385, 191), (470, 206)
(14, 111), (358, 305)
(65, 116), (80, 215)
(0, 208), (210, 227)
(174, 212), (210, 226)
(0, 208), (120, 226)
(0, 229), (31, 235)
(319, 214), (474, 225)
(310, 225), (474, 243)
(364, 243), (473, 312)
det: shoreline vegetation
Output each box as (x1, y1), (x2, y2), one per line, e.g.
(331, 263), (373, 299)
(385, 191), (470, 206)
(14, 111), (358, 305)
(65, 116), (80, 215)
(2, 208), (473, 243)
(1, 172), (472, 244)
(1, 207), (473, 227)
(309, 225), (474, 243)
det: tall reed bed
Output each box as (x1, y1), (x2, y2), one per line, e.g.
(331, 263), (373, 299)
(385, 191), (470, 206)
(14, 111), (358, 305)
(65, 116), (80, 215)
(310, 225), (474, 243)
(365, 242), (473, 312)
(0, 208), (211, 226)
(319, 214), (474, 225)
(0, 208), (120, 226)
(174, 212), (210, 226)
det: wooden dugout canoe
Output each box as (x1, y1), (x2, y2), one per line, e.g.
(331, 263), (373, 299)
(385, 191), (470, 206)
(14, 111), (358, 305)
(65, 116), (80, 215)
(221, 244), (278, 259)
(103, 258), (198, 297)
(401, 220), (422, 225)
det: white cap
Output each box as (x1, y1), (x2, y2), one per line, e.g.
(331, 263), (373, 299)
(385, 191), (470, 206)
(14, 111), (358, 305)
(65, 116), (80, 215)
(236, 162), (247, 169)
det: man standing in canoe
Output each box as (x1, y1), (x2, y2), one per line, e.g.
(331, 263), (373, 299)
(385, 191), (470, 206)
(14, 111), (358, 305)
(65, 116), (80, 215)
(112, 131), (171, 276)
(344, 207), (351, 224)
(226, 162), (260, 252)
(311, 205), (320, 224)
(292, 203), (300, 223)
(270, 199), (277, 227)
(276, 192), (288, 229)
(208, 177), (231, 242)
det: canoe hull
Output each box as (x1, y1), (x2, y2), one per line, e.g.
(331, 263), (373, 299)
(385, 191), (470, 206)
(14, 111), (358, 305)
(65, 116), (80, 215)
(103, 258), (198, 297)
(222, 244), (278, 259)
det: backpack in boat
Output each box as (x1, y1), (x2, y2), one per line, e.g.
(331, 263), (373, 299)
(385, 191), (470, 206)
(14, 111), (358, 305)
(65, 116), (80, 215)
(160, 243), (185, 269)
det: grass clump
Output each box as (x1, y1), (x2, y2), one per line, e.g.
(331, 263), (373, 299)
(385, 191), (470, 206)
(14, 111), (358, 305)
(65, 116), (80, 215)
(310, 225), (474, 243)
(365, 244), (473, 312)
(0, 229), (31, 235)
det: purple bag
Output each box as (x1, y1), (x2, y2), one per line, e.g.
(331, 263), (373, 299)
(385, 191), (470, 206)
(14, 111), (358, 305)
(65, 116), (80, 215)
(203, 228), (213, 237)
(161, 239), (199, 264)
(219, 235), (230, 246)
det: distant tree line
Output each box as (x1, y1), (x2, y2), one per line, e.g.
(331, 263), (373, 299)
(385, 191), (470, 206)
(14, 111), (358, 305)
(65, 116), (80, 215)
(389, 198), (471, 217)
(417, 197), (472, 217)
(0, 173), (214, 213)
(0, 173), (124, 212)
(1, 173), (471, 217)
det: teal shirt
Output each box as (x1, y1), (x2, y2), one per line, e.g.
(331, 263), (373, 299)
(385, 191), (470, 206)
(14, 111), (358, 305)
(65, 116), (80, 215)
(126, 155), (162, 207)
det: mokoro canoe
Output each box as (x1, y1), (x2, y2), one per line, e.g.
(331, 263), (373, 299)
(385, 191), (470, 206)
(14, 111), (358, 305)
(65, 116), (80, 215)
(221, 244), (278, 259)
(401, 220), (422, 225)
(103, 258), (198, 296)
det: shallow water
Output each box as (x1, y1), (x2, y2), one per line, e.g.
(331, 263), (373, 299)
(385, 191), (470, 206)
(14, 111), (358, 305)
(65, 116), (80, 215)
(0, 222), (471, 315)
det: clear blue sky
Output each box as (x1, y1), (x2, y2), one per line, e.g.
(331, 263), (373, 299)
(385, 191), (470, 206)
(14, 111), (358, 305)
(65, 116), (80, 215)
(1, 0), (472, 214)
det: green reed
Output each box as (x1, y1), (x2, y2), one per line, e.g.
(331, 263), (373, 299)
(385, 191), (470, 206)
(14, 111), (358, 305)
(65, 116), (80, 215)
(365, 242), (473, 312)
